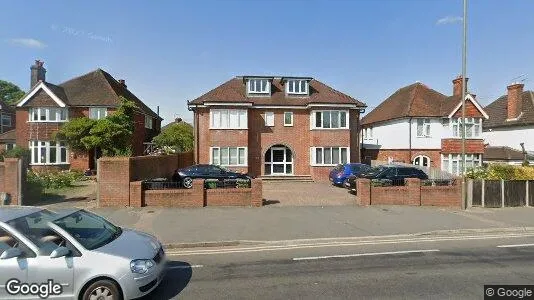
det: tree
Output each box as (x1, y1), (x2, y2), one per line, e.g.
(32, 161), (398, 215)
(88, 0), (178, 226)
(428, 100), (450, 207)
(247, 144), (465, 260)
(152, 122), (194, 153)
(54, 97), (137, 156)
(0, 80), (25, 105)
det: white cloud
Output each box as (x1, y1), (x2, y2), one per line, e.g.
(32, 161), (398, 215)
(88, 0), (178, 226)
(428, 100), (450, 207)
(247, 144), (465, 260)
(7, 38), (47, 48)
(436, 16), (463, 25)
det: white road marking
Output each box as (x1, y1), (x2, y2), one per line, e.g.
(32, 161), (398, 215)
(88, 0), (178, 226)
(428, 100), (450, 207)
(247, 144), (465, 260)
(165, 232), (534, 256)
(293, 249), (440, 261)
(497, 243), (534, 248)
(167, 264), (204, 269)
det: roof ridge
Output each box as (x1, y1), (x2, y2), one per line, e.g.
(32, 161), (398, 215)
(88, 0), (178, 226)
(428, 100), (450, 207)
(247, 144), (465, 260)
(405, 82), (420, 115)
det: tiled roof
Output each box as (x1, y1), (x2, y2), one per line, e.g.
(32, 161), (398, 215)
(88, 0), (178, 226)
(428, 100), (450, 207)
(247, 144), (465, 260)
(361, 82), (483, 125)
(22, 69), (160, 119)
(483, 91), (534, 129)
(0, 129), (15, 141)
(189, 77), (366, 107)
(484, 146), (534, 161)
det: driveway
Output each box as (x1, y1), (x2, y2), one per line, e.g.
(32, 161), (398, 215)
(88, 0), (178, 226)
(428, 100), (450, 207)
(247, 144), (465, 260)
(262, 181), (356, 206)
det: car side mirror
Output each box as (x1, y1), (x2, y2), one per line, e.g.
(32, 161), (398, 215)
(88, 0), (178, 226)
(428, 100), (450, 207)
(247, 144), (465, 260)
(50, 246), (70, 259)
(0, 247), (23, 260)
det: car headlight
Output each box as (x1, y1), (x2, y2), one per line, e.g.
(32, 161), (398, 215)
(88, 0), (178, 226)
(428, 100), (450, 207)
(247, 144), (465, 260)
(130, 259), (155, 274)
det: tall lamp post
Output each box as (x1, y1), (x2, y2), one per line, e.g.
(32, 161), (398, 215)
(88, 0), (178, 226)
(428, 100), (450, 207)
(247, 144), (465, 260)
(461, 0), (468, 209)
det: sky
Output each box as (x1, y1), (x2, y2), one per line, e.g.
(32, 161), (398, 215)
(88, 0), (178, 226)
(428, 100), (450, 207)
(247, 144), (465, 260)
(1, 0), (534, 125)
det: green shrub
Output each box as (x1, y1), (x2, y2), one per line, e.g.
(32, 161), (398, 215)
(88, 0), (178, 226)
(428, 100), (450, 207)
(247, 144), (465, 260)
(0, 147), (31, 162)
(466, 164), (534, 180)
(27, 170), (84, 189)
(205, 180), (217, 189)
(236, 179), (251, 188)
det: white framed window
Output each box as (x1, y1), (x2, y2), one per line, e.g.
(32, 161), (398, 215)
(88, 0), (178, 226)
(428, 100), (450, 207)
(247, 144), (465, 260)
(210, 147), (247, 166)
(29, 107), (68, 122)
(286, 80), (308, 95)
(89, 107), (108, 120)
(1, 115), (12, 127)
(416, 118), (431, 137)
(247, 79), (270, 94)
(363, 127), (373, 140)
(29, 140), (68, 165)
(284, 112), (293, 126)
(210, 109), (248, 129)
(310, 147), (349, 166)
(441, 153), (481, 175)
(451, 117), (482, 138)
(145, 115), (153, 129)
(311, 110), (348, 129)
(265, 112), (274, 127)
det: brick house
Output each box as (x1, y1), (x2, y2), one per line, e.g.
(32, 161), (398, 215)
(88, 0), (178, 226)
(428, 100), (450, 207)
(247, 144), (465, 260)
(483, 82), (534, 154)
(360, 77), (489, 176)
(15, 60), (162, 171)
(187, 76), (366, 181)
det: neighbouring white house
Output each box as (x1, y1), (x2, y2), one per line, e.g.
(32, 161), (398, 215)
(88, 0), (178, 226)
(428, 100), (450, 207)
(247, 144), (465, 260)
(361, 76), (489, 176)
(484, 146), (534, 165)
(483, 83), (534, 160)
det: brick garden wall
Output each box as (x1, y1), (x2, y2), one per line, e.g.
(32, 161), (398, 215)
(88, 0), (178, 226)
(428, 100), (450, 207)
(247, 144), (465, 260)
(356, 178), (461, 208)
(0, 158), (24, 206)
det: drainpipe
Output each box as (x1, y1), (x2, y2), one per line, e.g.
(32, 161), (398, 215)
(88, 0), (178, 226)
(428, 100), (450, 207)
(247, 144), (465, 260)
(409, 117), (413, 162)
(187, 101), (199, 164)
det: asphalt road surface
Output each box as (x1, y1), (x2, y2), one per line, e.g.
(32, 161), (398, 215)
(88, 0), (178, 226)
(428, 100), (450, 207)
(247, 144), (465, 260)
(144, 234), (534, 299)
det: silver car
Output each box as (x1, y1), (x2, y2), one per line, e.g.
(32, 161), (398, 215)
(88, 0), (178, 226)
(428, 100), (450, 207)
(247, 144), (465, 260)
(0, 207), (166, 300)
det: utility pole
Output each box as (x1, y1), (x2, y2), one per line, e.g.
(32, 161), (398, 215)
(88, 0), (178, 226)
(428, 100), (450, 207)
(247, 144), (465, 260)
(461, 0), (468, 209)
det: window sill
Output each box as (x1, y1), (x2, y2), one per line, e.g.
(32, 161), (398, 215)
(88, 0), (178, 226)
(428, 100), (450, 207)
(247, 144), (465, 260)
(283, 124), (293, 127)
(30, 163), (70, 166)
(209, 127), (248, 130)
(416, 135), (432, 138)
(311, 164), (347, 167)
(213, 165), (248, 167)
(311, 128), (349, 130)
(28, 121), (68, 123)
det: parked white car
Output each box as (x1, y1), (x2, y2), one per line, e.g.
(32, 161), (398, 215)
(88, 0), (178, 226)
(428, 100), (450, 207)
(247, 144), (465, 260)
(0, 207), (166, 300)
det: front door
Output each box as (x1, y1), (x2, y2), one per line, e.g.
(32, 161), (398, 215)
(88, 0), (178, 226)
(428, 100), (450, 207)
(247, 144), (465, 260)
(265, 146), (293, 175)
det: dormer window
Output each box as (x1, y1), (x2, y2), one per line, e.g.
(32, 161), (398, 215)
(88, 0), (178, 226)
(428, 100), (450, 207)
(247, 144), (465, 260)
(247, 79), (270, 94)
(287, 79), (308, 95)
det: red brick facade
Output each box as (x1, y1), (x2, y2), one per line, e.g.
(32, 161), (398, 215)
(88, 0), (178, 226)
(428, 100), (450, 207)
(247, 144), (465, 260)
(441, 139), (485, 154)
(361, 149), (442, 168)
(195, 107), (361, 181)
(16, 105), (160, 171)
(452, 100), (485, 118)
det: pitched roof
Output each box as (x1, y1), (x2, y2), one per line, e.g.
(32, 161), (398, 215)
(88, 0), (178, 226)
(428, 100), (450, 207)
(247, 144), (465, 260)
(189, 77), (366, 107)
(20, 69), (161, 119)
(483, 90), (534, 129)
(484, 146), (534, 161)
(0, 129), (15, 141)
(361, 82), (485, 125)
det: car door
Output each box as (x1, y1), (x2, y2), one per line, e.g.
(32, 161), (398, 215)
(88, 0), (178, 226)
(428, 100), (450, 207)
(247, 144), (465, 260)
(25, 232), (76, 299)
(0, 226), (31, 298)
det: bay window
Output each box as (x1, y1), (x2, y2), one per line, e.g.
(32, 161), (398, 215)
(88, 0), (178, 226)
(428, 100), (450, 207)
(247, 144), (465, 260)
(441, 153), (481, 175)
(311, 147), (349, 166)
(211, 147), (247, 166)
(29, 107), (68, 122)
(451, 118), (482, 138)
(210, 109), (248, 129)
(312, 110), (348, 129)
(29, 141), (68, 165)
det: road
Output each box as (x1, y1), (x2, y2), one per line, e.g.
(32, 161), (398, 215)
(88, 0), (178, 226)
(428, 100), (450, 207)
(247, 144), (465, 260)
(145, 233), (534, 299)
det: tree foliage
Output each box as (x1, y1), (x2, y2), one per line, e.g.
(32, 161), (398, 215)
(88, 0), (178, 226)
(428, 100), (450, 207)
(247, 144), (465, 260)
(152, 122), (194, 152)
(55, 97), (137, 156)
(0, 80), (25, 105)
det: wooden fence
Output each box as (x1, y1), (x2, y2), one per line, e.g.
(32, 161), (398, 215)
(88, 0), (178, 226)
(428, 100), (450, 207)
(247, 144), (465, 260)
(469, 179), (532, 208)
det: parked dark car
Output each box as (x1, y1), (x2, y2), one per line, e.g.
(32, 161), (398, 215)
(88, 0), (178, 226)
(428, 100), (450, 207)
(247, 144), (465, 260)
(345, 165), (429, 192)
(329, 163), (372, 186)
(172, 164), (251, 188)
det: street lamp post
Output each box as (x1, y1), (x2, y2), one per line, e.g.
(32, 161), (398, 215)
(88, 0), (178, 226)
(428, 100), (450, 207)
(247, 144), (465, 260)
(461, 0), (468, 209)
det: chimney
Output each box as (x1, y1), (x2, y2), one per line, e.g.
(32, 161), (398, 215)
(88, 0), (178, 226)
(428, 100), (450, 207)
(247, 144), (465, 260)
(506, 82), (524, 120)
(452, 75), (468, 96)
(175, 118), (182, 123)
(30, 60), (46, 88)
(118, 79), (127, 88)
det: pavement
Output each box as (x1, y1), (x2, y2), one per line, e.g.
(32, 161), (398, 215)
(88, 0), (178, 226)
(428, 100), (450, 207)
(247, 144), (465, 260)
(90, 205), (534, 246)
(145, 230), (534, 299)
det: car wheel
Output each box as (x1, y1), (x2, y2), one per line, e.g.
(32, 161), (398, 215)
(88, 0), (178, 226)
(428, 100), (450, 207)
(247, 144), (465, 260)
(342, 179), (349, 187)
(182, 177), (193, 189)
(82, 279), (122, 300)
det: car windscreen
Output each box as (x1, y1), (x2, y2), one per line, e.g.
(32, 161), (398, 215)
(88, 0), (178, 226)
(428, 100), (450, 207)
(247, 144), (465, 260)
(53, 210), (122, 250)
(361, 166), (385, 176)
